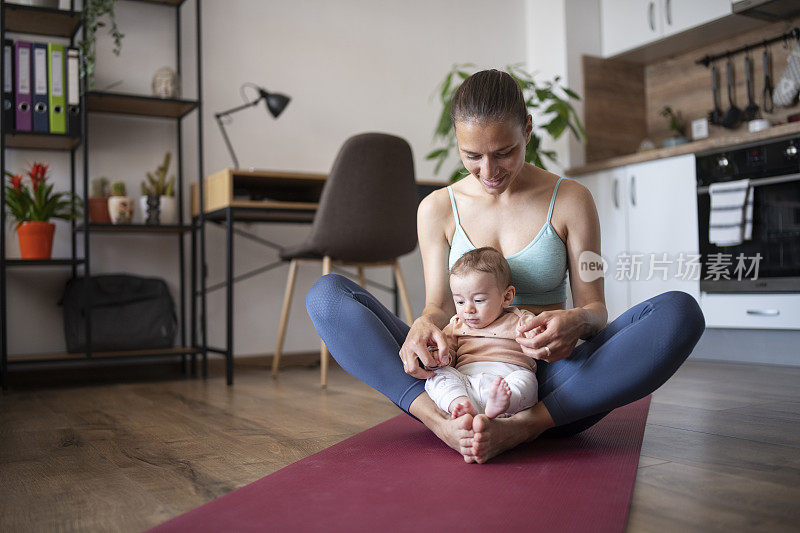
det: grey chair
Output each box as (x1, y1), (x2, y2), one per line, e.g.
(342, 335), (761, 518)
(272, 132), (418, 387)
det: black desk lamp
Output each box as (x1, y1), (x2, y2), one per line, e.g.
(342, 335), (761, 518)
(215, 84), (291, 169)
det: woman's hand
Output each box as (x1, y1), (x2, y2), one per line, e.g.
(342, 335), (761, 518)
(399, 316), (450, 379)
(515, 309), (583, 363)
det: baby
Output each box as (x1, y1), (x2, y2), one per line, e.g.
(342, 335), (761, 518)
(425, 247), (541, 419)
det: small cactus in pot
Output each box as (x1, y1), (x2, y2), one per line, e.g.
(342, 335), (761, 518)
(88, 176), (111, 223)
(108, 180), (133, 224)
(91, 176), (110, 198)
(139, 152), (178, 225)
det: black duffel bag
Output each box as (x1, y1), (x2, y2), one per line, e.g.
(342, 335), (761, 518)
(60, 274), (177, 353)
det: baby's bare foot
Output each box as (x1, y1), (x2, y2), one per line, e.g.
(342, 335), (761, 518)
(462, 403), (555, 463)
(484, 377), (511, 419)
(449, 397), (477, 418)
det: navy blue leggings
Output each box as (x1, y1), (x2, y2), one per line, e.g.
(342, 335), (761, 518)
(306, 274), (705, 437)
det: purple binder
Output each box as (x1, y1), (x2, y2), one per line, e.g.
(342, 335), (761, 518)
(14, 40), (32, 131)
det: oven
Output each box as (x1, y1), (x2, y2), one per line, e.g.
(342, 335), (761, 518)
(696, 134), (800, 294)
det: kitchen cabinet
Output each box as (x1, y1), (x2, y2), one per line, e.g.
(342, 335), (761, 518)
(576, 154), (700, 323)
(664, 0), (731, 36)
(578, 167), (630, 322)
(601, 0), (731, 57)
(626, 155), (700, 307)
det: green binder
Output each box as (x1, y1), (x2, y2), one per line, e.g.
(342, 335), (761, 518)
(47, 43), (66, 134)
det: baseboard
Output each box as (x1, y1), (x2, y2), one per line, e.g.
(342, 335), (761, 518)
(690, 327), (800, 367)
(207, 351), (327, 370)
(2, 351), (334, 391)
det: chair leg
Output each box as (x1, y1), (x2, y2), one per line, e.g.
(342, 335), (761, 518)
(272, 259), (299, 378)
(357, 266), (366, 288)
(393, 260), (414, 324)
(320, 256), (332, 388)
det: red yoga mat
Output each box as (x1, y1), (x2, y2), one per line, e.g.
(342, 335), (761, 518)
(151, 396), (651, 533)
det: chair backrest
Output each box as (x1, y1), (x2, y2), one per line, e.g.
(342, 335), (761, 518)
(304, 132), (418, 263)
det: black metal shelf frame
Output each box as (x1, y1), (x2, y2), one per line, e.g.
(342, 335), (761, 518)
(1, 0), (205, 391)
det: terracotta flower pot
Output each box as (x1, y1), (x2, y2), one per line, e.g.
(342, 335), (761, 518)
(17, 221), (56, 260)
(88, 197), (111, 223)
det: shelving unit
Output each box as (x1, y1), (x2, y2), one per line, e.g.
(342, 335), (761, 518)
(5, 258), (85, 267)
(77, 223), (193, 234)
(86, 91), (198, 118)
(2, 2), (82, 38)
(1, 0), (204, 391)
(4, 132), (81, 150)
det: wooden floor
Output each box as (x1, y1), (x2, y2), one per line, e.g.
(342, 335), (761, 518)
(1, 357), (799, 532)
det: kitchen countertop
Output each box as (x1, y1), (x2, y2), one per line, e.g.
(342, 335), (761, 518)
(566, 121), (800, 176)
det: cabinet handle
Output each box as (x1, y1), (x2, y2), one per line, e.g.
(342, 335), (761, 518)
(665, 0), (672, 25)
(648, 2), (655, 31)
(746, 309), (780, 316)
(630, 175), (637, 207)
(613, 178), (620, 209)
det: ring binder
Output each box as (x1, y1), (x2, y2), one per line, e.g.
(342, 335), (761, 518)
(47, 43), (66, 134)
(32, 42), (49, 133)
(14, 40), (32, 132)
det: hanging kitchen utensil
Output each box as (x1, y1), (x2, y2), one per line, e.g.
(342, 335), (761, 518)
(763, 46), (775, 113)
(708, 63), (723, 125)
(721, 58), (743, 129)
(772, 35), (800, 107)
(744, 53), (760, 120)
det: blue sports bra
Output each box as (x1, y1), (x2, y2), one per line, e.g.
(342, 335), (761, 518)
(447, 178), (568, 306)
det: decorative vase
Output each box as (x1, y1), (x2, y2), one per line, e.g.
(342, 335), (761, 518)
(108, 196), (134, 224)
(152, 66), (179, 98)
(662, 136), (689, 148)
(88, 197), (111, 224)
(145, 194), (161, 225)
(17, 221), (55, 260)
(138, 195), (178, 225)
(159, 196), (177, 224)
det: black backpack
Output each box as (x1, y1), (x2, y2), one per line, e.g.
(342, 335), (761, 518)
(60, 274), (177, 353)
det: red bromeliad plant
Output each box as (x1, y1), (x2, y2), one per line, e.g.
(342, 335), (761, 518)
(4, 162), (82, 227)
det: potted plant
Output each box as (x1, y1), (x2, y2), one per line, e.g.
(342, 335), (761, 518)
(88, 176), (111, 223)
(108, 180), (133, 224)
(78, 0), (124, 88)
(427, 63), (585, 181)
(660, 106), (689, 147)
(139, 152), (177, 225)
(4, 163), (81, 260)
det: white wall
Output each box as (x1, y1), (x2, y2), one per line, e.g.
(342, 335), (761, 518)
(4, 0), (528, 357)
(524, 0), (600, 173)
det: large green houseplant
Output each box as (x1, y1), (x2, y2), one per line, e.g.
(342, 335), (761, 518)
(427, 63), (585, 182)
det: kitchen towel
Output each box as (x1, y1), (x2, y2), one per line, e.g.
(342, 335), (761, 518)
(708, 178), (752, 246)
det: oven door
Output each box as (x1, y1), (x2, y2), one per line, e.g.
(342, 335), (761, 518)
(697, 172), (800, 293)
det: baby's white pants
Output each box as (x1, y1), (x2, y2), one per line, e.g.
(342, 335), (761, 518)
(424, 361), (538, 416)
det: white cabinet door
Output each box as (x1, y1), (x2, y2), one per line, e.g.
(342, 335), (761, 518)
(577, 168), (630, 323)
(626, 154), (700, 307)
(662, 0), (731, 37)
(602, 0), (731, 57)
(601, 0), (662, 57)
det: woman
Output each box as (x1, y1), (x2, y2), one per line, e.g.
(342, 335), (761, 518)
(306, 69), (705, 463)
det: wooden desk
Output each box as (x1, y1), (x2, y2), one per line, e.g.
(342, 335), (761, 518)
(192, 169), (444, 384)
(191, 168), (442, 221)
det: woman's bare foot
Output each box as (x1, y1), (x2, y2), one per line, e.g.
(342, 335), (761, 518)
(449, 396), (477, 418)
(461, 402), (555, 464)
(484, 377), (511, 419)
(410, 392), (475, 456)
